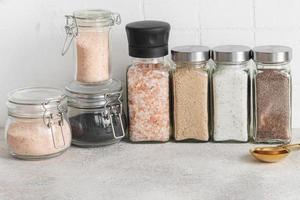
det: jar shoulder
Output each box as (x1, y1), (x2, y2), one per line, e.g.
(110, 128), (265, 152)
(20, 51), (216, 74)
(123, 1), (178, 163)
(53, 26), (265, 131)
(254, 68), (291, 79)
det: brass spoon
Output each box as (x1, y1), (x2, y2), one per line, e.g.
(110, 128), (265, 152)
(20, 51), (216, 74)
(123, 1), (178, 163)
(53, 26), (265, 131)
(250, 143), (300, 163)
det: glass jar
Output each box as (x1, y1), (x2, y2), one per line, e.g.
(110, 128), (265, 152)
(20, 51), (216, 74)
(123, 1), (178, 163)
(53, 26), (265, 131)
(211, 45), (251, 142)
(62, 9), (121, 83)
(65, 79), (126, 147)
(5, 87), (72, 160)
(126, 21), (171, 142)
(171, 46), (210, 141)
(253, 45), (292, 144)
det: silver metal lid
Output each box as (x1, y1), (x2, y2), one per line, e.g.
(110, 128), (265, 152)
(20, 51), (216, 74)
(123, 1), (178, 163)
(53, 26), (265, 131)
(252, 45), (292, 64)
(212, 45), (251, 63)
(7, 87), (66, 118)
(65, 79), (123, 108)
(171, 45), (210, 62)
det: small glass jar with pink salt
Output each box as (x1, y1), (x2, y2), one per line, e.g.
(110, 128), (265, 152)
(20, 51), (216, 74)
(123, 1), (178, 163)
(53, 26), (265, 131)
(126, 21), (171, 142)
(62, 9), (121, 83)
(253, 45), (292, 144)
(5, 87), (72, 160)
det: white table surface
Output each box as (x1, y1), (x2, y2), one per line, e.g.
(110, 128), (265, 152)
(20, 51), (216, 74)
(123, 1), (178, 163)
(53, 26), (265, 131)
(0, 129), (300, 200)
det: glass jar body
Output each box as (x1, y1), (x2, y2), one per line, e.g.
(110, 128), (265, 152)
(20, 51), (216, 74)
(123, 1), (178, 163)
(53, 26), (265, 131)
(212, 62), (250, 142)
(172, 61), (210, 141)
(75, 26), (111, 83)
(253, 62), (292, 144)
(127, 57), (171, 142)
(5, 113), (72, 160)
(68, 106), (126, 147)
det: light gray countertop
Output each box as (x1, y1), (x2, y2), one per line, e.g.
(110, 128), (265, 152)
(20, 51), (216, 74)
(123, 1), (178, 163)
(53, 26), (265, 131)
(0, 129), (300, 200)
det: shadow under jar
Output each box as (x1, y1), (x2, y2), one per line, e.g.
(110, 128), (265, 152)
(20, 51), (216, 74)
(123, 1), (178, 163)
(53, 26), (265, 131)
(62, 9), (121, 83)
(211, 45), (251, 143)
(126, 21), (171, 142)
(5, 87), (72, 160)
(253, 45), (292, 144)
(65, 80), (126, 147)
(171, 46), (211, 141)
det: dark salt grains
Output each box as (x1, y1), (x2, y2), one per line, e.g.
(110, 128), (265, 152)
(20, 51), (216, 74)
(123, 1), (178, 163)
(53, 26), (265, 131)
(69, 113), (126, 146)
(255, 69), (291, 142)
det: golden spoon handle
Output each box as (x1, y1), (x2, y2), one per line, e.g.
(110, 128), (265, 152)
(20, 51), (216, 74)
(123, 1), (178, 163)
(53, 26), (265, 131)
(281, 143), (300, 149)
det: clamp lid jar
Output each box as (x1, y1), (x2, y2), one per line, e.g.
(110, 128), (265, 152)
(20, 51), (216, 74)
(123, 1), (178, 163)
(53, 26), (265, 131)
(5, 87), (72, 160)
(65, 80), (126, 147)
(62, 9), (121, 83)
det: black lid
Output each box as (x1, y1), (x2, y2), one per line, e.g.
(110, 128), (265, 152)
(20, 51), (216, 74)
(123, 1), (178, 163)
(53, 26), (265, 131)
(126, 20), (170, 58)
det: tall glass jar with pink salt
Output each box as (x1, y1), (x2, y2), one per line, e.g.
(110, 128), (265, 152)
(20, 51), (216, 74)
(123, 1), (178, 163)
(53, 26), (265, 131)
(62, 10), (121, 83)
(5, 87), (72, 160)
(126, 21), (171, 142)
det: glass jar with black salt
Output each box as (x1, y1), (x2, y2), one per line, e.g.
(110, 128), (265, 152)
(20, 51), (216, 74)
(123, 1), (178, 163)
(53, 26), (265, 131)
(211, 45), (251, 142)
(253, 45), (292, 144)
(65, 80), (126, 147)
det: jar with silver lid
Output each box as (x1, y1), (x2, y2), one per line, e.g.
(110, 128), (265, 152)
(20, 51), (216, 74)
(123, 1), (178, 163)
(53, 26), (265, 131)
(5, 87), (72, 160)
(253, 45), (292, 144)
(65, 79), (126, 147)
(211, 45), (251, 142)
(171, 45), (211, 141)
(62, 9), (121, 83)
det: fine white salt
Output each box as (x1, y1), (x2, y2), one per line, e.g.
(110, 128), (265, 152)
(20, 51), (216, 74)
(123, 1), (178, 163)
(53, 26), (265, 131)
(213, 65), (249, 142)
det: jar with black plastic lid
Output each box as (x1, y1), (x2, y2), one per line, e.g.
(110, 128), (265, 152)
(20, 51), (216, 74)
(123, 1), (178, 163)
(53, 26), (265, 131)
(126, 20), (171, 142)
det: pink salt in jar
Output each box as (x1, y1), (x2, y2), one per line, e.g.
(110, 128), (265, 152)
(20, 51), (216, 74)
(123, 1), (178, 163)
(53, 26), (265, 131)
(5, 87), (72, 160)
(126, 21), (171, 142)
(62, 10), (121, 83)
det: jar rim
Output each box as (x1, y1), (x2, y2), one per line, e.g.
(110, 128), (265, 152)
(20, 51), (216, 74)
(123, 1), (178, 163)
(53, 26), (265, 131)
(72, 9), (121, 27)
(7, 87), (66, 118)
(65, 79), (123, 108)
(252, 45), (292, 64)
(212, 45), (251, 63)
(171, 45), (210, 62)
(74, 9), (112, 19)
(8, 87), (65, 105)
(65, 79), (122, 99)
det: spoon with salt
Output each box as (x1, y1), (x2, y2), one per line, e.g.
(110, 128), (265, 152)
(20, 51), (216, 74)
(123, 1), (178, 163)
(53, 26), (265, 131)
(250, 143), (300, 163)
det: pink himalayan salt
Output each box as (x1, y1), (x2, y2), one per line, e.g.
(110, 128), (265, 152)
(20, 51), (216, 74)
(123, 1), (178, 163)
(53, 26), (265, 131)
(6, 118), (71, 158)
(76, 31), (110, 83)
(127, 63), (171, 142)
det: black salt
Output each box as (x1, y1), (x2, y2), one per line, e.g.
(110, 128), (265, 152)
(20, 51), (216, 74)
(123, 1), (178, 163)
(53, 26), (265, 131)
(69, 112), (126, 147)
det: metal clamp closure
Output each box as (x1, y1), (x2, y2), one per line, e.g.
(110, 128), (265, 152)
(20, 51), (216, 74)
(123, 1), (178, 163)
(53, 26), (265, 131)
(42, 100), (66, 149)
(103, 91), (125, 139)
(112, 13), (121, 25)
(61, 15), (78, 56)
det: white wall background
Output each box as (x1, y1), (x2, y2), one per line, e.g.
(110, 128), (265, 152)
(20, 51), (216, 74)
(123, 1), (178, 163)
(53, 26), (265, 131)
(0, 0), (300, 128)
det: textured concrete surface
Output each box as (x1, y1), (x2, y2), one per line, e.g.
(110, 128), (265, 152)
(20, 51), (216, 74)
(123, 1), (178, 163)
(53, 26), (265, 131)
(1, 130), (300, 200)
